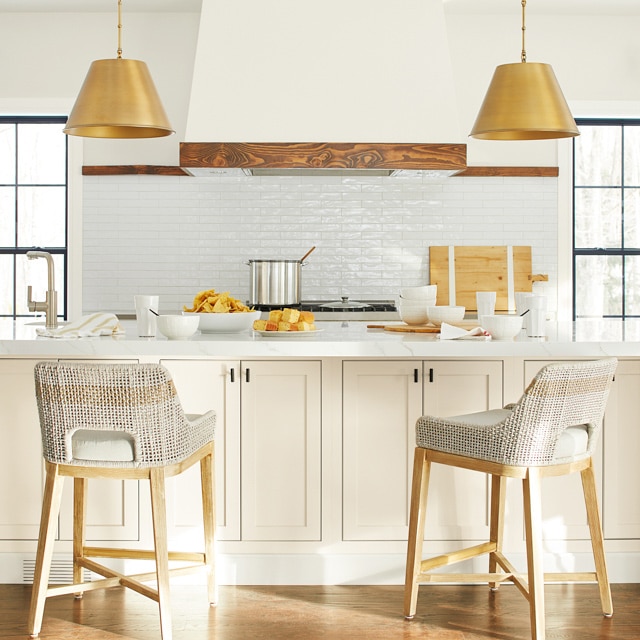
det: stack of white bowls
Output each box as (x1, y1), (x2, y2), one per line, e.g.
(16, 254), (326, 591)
(397, 285), (437, 325)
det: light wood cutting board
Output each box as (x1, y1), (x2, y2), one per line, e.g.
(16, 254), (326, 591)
(429, 245), (547, 311)
(367, 324), (440, 333)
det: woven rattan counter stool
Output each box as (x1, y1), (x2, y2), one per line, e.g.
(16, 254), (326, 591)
(404, 357), (618, 640)
(28, 361), (217, 640)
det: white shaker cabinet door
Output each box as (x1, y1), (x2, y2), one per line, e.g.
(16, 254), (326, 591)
(160, 359), (241, 542)
(342, 361), (423, 541)
(599, 359), (640, 539)
(0, 359), (50, 540)
(423, 360), (503, 541)
(240, 360), (322, 541)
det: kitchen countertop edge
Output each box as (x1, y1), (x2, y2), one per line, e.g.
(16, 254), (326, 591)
(1, 319), (639, 359)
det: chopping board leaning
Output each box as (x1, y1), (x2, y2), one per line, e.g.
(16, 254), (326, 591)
(429, 245), (548, 312)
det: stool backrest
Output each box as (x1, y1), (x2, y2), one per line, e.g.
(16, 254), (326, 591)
(505, 358), (617, 465)
(34, 361), (196, 467)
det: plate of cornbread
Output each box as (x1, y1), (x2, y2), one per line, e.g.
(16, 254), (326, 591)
(253, 308), (321, 336)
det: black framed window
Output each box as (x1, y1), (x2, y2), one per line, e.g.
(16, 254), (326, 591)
(573, 118), (640, 319)
(0, 116), (68, 320)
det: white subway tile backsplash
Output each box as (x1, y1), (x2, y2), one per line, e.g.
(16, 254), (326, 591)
(82, 175), (558, 313)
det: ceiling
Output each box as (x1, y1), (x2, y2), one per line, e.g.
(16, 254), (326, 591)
(444, 0), (640, 14)
(0, 0), (638, 14)
(0, 0), (202, 11)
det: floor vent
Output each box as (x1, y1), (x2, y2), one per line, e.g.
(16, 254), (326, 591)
(23, 559), (93, 585)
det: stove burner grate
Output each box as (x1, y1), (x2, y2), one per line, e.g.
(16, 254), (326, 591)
(250, 300), (397, 313)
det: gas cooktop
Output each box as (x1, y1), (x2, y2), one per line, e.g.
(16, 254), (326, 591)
(251, 300), (397, 313)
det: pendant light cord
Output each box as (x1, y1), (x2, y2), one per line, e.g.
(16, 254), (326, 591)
(521, 0), (527, 63)
(117, 0), (123, 59)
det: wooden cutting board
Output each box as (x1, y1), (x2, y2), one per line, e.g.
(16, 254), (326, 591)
(367, 324), (440, 333)
(429, 245), (547, 311)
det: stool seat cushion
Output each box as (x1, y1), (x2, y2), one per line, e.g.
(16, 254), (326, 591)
(416, 408), (590, 466)
(71, 429), (136, 462)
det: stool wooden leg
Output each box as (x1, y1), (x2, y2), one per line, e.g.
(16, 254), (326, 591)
(489, 474), (506, 590)
(404, 447), (431, 619)
(200, 448), (217, 605)
(523, 467), (545, 640)
(150, 467), (172, 640)
(28, 462), (65, 638)
(73, 477), (87, 596)
(581, 459), (613, 616)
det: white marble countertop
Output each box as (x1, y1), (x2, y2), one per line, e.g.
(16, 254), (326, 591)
(2, 318), (640, 358)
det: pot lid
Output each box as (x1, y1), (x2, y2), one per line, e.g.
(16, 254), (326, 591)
(320, 296), (372, 309)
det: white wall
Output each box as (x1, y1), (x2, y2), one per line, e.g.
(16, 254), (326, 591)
(185, 0), (462, 144)
(1, 4), (639, 316)
(446, 11), (640, 166)
(1, 4), (639, 167)
(83, 173), (557, 314)
(0, 12), (199, 166)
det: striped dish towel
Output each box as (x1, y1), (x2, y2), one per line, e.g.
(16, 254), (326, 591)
(36, 313), (124, 338)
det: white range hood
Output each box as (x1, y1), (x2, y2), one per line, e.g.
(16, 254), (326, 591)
(180, 0), (466, 175)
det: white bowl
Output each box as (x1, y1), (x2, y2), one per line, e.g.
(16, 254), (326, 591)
(157, 314), (200, 340)
(427, 305), (465, 326)
(400, 285), (437, 300)
(184, 310), (261, 333)
(480, 314), (524, 340)
(398, 301), (429, 325)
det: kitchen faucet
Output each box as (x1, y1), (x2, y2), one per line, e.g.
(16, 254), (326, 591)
(26, 250), (58, 329)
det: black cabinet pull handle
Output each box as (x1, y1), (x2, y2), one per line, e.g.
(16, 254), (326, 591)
(414, 368), (419, 383)
(429, 368), (434, 383)
(246, 368), (250, 383)
(230, 368), (235, 383)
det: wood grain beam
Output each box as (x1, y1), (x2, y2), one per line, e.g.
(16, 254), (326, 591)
(455, 166), (559, 177)
(82, 163), (559, 179)
(82, 165), (189, 176)
(179, 142), (467, 171)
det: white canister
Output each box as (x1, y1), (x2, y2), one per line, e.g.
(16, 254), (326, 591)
(526, 295), (547, 338)
(476, 291), (496, 318)
(515, 292), (533, 333)
(134, 294), (159, 337)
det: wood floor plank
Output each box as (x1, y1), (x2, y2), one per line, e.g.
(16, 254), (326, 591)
(0, 583), (638, 639)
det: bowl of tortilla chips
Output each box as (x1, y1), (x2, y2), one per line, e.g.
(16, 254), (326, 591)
(183, 289), (261, 333)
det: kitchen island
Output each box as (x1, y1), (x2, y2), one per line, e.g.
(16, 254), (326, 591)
(1, 318), (639, 586)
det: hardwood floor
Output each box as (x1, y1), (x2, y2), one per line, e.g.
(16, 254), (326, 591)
(1, 583), (639, 640)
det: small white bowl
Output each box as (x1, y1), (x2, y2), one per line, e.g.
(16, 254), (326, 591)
(184, 310), (261, 333)
(480, 314), (524, 340)
(157, 314), (200, 340)
(427, 305), (465, 326)
(398, 301), (429, 325)
(400, 285), (437, 300)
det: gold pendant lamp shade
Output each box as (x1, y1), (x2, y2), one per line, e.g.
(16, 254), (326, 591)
(64, 0), (173, 139)
(469, 1), (579, 141)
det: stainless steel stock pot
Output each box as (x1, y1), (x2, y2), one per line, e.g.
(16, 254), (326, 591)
(246, 259), (306, 306)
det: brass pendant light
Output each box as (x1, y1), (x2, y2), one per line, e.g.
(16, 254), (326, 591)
(469, 0), (579, 141)
(64, 0), (173, 139)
